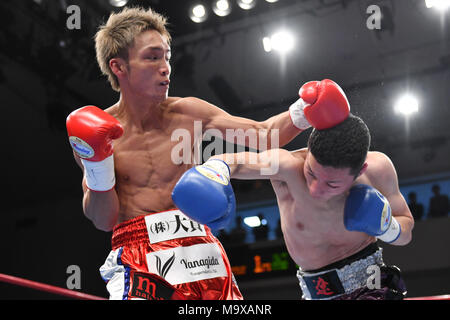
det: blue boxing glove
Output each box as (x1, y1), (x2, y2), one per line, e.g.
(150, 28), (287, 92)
(344, 184), (401, 243)
(171, 159), (235, 231)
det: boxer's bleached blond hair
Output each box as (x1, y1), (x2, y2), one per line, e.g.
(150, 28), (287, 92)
(95, 6), (171, 92)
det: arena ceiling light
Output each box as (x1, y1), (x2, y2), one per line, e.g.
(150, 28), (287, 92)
(109, 0), (128, 7)
(237, 0), (256, 10)
(262, 30), (295, 53)
(213, 0), (232, 17)
(243, 216), (267, 228)
(189, 3), (208, 23)
(265, 0), (279, 3)
(425, 0), (450, 10)
(394, 94), (419, 116)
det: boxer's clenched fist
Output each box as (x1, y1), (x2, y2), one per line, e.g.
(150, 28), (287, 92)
(172, 159), (235, 230)
(67, 106), (123, 192)
(289, 79), (350, 130)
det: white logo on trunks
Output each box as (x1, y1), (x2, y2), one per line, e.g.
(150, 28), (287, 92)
(145, 210), (207, 244)
(146, 243), (228, 285)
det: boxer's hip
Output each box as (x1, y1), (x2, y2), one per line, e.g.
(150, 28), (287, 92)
(297, 242), (406, 300)
(101, 209), (242, 300)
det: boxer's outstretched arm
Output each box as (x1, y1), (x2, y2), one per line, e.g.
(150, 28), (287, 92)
(175, 97), (301, 149)
(73, 153), (120, 232)
(209, 148), (299, 181)
(177, 79), (350, 150)
(208, 108), (301, 149)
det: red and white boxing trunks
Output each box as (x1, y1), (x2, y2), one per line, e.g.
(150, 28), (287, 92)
(99, 209), (243, 300)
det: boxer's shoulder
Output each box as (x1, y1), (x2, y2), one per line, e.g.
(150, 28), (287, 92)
(167, 96), (220, 119)
(364, 151), (398, 192)
(166, 96), (198, 112)
(366, 151), (395, 176)
(104, 104), (120, 118)
(165, 96), (183, 107)
(275, 148), (306, 180)
(290, 147), (308, 160)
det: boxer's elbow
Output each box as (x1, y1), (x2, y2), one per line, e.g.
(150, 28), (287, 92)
(86, 210), (117, 232)
(84, 204), (118, 231)
(93, 219), (115, 232)
(82, 192), (119, 232)
(393, 231), (412, 246)
(392, 217), (414, 246)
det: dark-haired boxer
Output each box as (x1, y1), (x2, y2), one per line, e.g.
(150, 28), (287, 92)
(63, 7), (348, 300)
(173, 84), (413, 300)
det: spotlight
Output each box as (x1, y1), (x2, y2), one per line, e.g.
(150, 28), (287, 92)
(213, 0), (232, 17)
(262, 36), (272, 52)
(394, 94), (419, 116)
(109, 0), (128, 7)
(237, 0), (256, 10)
(244, 216), (261, 227)
(262, 30), (295, 53)
(425, 0), (450, 10)
(190, 4), (208, 23)
(265, 0), (279, 2)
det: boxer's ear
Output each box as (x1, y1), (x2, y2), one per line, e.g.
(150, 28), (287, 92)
(356, 163), (368, 178)
(110, 57), (128, 77)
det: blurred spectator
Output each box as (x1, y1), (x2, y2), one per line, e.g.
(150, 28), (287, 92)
(253, 213), (269, 241)
(408, 192), (424, 221)
(228, 216), (247, 245)
(428, 185), (449, 218)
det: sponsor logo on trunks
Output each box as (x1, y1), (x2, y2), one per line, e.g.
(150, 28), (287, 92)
(303, 269), (345, 299)
(180, 256), (220, 269)
(312, 277), (335, 296)
(145, 210), (207, 244)
(156, 253), (175, 278)
(130, 272), (175, 300)
(146, 243), (228, 285)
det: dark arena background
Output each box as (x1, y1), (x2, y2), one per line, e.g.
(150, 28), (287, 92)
(0, 0), (449, 303)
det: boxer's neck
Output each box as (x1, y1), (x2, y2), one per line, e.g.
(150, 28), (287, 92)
(116, 93), (166, 130)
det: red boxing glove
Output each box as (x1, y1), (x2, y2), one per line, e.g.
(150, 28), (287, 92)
(289, 79), (350, 130)
(67, 106), (123, 191)
(67, 106), (123, 161)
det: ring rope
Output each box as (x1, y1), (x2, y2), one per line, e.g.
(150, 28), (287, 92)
(0, 273), (106, 300)
(0, 272), (448, 300)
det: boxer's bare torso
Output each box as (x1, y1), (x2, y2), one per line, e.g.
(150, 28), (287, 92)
(104, 97), (197, 223)
(271, 149), (391, 271)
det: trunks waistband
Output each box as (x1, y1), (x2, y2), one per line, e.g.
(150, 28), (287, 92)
(111, 210), (180, 250)
(297, 243), (384, 300)
(304, 242), (380, 273)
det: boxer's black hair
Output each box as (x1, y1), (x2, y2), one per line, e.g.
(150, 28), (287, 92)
(307, 114), (371, 177)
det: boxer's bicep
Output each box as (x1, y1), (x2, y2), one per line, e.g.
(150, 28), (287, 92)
(181, 97), (262, 135)
(231, 149), (297, 181)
